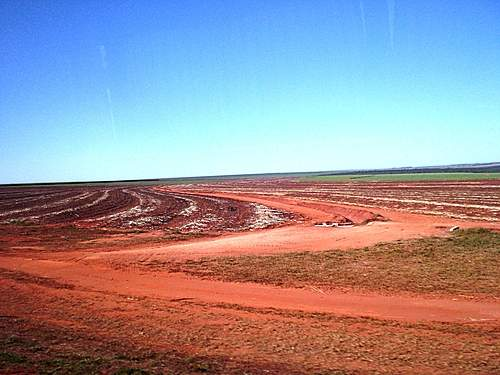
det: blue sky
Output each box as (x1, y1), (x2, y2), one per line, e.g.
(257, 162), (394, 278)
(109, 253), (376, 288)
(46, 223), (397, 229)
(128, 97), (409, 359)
(1, 1), (499, 183)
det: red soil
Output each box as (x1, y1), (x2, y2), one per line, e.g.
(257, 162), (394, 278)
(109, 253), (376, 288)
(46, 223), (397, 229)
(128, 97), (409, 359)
(181, 179), (500, 222)
(2, 184), (498, 319)
(0, 186), (294, 232)
(2, 256), (499, 323)
(1, 180), (499, 373)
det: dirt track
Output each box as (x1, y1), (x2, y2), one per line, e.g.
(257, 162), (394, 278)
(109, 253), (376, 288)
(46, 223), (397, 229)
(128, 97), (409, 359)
(2, 256), (499, 323)
(1, 181), (500, 373)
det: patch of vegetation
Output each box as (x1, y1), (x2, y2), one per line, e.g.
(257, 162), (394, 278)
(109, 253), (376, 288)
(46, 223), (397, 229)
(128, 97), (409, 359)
(114, 368), (150, 375)
(39, 356), (105, 374)
(163, 229), (206, 242)
(157, 228), (500, 297)
(304, 172), (500, 182)
(0, 224), (123, 251)
(0, 223), (216, 254)
(0, 351), (27, 364)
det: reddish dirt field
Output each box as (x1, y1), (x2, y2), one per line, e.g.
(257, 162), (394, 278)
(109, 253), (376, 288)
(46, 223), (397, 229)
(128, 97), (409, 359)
(179, 179), (500, 222)
(1, 179), (499, 374)
(0, 186), (294, 232)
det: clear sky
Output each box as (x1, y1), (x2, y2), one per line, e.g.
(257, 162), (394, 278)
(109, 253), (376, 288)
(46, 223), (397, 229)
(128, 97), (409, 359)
(1, 1), (499, 183)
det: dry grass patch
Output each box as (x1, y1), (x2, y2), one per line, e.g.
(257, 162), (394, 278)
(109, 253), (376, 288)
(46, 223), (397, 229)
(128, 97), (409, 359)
(156, 228), (500, 297)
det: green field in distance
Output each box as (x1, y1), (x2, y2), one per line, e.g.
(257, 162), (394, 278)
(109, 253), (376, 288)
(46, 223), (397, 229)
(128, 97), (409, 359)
(304, 172), (500, 182)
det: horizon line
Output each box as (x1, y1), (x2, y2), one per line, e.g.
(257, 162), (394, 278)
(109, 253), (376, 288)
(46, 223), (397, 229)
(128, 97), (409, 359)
(1, 161), (499, 187)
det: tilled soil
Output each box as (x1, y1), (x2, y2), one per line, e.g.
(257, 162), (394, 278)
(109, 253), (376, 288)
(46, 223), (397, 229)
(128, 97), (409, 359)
(179, 179), (500, 221)
(0, 186), (295, 232)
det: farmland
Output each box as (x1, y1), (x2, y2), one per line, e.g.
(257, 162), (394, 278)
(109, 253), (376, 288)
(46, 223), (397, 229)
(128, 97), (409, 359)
(183, 179), (500, 222)
(306, 172), (500, 182)
(0, 186), (293, 231)
(1, 177), (500, 374)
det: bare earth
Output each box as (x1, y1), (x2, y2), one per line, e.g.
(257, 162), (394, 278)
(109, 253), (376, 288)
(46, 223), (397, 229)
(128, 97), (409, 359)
(0, 179), (499, 374)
